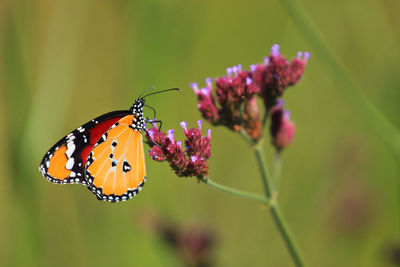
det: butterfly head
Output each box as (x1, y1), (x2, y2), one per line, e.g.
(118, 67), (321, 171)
(129, 98), (145, 116)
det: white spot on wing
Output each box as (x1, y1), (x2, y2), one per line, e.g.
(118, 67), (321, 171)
(66, 142), (76, 157)
(67, 135), (76, 141)
(66, 158), (74, 170)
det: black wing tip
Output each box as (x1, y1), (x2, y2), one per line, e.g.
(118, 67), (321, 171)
(39, 164), (88, 185)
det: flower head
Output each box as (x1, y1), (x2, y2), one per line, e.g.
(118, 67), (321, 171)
(251, 44), (310, 109)
(191, 81), (220, 124)
(191, 65), (261, 140)
(269, 101), (296, 150)
(145, 121), (212, 178)
(191, 44), (308, 142)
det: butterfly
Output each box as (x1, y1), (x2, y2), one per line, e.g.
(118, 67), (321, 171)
(39, 88), (180, 203)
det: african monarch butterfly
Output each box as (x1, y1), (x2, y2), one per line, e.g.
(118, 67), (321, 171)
(39, 88), (180, 202)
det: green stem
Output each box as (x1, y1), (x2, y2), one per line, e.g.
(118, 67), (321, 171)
(270, 204), (306, 267)
(262, 110), (269, 129)
(200, 177), (269, 204)
(253, 144), (306, 267)
(280, 0), (400, 157)
(272, 151), (283, 192)
(253, 143), (272, 197)
(240, 129), (255, 146)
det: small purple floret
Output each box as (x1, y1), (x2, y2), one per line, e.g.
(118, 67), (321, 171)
(197, 120), (202, 129)
(191, 155), (198, 162)
(232, 65), (238, 75)
(297, 51), (303, 59)
(167, 129), (175, 141)
(190, 82), (199, 94)
(205, 78), (212, 87)
(271, 44), (280, 57)
(264, 57), (270, 66)
(304, 52), (311, 61)
(207, 129), (211, 138)
(250, 64), (257, 72)
(190, 82), (198, 89)
(200, 87), (210, 96)
(246, 77), (252, 85)
(180, 121), (188, 133)
(147, 129), (154, 138)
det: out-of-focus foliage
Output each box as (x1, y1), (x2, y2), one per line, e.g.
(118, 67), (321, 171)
(0, 0), (399, 266)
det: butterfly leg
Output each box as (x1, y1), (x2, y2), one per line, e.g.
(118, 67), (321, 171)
(145, 118), (163, 130)
(143, 128), (162, 148)
(144, 105), (157, 120)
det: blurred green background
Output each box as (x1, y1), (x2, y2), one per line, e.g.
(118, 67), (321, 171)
(1, 0), (399, 266)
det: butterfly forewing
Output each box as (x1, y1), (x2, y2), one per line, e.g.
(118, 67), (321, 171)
(39, 111), (130, 185)
(85, 115), (146, 202)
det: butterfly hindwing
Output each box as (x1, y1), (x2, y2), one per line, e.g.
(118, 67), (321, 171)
(39, 111), (130, 185)
(85, 115), (146, 202)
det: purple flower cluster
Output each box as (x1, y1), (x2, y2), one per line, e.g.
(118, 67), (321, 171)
(191, 66), (262, 140)
(145, 120), (211, 178)
(253, 44), (310, 108)
(191, 44), (309, 145)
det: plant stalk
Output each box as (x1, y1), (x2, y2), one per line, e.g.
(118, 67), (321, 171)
(253, 144), (305, 267)
(200, 177), (269, 204)
(269, 203), (305, 267)
(272, 151), (283, 191)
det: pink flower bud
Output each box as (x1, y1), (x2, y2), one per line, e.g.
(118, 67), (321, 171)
(270, 102), (296, 150)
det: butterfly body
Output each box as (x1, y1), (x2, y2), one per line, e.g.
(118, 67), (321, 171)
(39, 98), (147, 202)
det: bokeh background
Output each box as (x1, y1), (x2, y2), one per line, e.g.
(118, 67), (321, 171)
(0, 0), (399, 266)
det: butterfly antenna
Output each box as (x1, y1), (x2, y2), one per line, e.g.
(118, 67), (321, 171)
(138, 86), (157, 98)
(141, 88), (181, 99)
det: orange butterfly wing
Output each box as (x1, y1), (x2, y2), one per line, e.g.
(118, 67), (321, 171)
(39, 111), (129, 185)
(85, 115), (146, 202)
